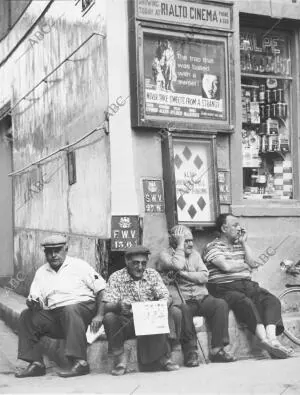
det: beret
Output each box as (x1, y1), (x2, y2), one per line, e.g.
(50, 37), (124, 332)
(41, 235), (67, 248)
(125, 245), (150, 258)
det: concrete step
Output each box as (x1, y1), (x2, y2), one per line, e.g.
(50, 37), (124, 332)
(1, 287), (299, 374)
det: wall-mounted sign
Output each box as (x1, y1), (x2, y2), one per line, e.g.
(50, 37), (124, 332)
(217, 169), (231, 204)
(142, 179), (165, 213)
(136, 0), (232, 31)
(143, 32), (227, 122)
(240, 27), (291, 77)
(111, 216), (140, 251)
(172, 137), (217, 225)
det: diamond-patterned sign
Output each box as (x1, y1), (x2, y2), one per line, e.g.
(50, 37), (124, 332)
(183, 146), (192, 160)
(188, 205), (197, 219)
(177, 195), (186, 210)
(173, 140), (213, 223)
(174, 154), (183, 169)
(193, 155), (203, 170)
(197, 196), (206, 211)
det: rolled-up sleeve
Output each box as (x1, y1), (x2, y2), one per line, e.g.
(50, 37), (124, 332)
(202, 244), (224, 264)
(83, 264), (106, 294)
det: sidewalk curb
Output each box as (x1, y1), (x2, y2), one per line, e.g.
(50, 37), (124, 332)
(0, 287), (280, 372)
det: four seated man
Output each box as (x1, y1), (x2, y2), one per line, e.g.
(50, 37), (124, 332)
(15, 217), (293, 377)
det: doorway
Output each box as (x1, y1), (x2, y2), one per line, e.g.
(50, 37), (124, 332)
(0, 110), (13, 277)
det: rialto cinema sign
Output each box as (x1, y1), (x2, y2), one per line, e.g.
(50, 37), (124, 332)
(137, 0), (232, 30)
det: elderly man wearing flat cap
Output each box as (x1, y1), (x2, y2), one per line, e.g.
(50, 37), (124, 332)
(15, 235), (106, 378)
(103, 245), (180, 375)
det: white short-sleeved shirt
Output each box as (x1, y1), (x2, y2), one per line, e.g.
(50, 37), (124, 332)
(29, 256), (106, 310)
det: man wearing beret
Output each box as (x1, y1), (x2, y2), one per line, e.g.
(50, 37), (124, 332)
(15, 235), (106, 378)
(103, 245), (180, 375)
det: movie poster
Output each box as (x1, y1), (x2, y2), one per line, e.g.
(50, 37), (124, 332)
(143, 33), (227, 121)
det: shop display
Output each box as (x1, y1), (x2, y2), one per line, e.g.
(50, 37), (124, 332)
(240, 27), (293, 200)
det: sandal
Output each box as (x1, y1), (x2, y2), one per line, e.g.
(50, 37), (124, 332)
(259, 340), (292, 359)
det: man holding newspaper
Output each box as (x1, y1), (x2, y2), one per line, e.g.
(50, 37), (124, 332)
(103, 245), (181, 375)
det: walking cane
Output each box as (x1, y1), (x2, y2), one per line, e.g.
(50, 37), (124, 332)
(172, 275), (209, 364)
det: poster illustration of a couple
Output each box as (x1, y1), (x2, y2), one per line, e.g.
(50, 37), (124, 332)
(152, 39), (177, 92)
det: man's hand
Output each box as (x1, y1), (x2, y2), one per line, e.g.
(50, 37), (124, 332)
(173, 226), (186, 249)
(26, 296), (43, 311)
(90, 314), (104, 333)
(239, 228), (248, 244)
(119, 301), (132, 316)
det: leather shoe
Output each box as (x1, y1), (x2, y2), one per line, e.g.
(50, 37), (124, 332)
(184, 351), (200, 367)
(57, 361), (90, 378)
(159, 355), (179, 371)
(210, 349), (237, 363)
(15, 362), (46, 378)
(111, 352), (127, 376)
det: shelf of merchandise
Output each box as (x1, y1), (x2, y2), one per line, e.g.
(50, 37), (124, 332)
(241, 72), (292, 80)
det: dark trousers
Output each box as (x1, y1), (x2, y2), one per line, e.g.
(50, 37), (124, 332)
(208, 279), (284, 336)
(178, 295), (229, 351)
(18, 301), (96, 363)
(103, 307), (180, 365)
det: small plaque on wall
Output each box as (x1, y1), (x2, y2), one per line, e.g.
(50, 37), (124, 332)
(142, 179), (165, 213)
(111, 216), (140, 251)
(218, 169), (231, 204)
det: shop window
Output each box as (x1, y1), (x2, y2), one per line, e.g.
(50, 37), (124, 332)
(240, 27), (293, 200)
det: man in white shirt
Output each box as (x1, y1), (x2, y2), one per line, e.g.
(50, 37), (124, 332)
(15, 235), (106, 378)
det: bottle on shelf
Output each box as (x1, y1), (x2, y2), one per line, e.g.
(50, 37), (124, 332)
(240, 51), (246, 72)
(257, 173), (267, 194)
(258, 57), (265, 73)
(265, 56), (272, 73)
(252, 55), (259, 73)
(259, 84), (265, 102)
(274, 55), (281, 75)
(246, 53), (253, 72)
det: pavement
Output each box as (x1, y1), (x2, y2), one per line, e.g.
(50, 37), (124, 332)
(1, 319), (300, 395)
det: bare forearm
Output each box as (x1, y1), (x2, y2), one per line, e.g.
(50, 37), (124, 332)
(242, 243), (258, 268)
(213, 259), (249, 273)
(95, 290), (105, 316)
(226, 261), (249, 272)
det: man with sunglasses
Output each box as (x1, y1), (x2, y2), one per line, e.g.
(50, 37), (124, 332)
(156, 225), (236, 366)
(15, 235), (106, 378)
(103, 245), (180, 375)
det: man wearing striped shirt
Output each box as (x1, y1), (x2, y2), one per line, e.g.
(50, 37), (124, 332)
(203, 213), (292, 359)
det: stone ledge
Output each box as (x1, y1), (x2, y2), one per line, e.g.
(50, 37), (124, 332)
(0, 287), (274, 373)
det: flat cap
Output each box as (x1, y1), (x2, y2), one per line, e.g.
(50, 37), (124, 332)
(125, 245), (150, 258)
(41, 235), (67, 248)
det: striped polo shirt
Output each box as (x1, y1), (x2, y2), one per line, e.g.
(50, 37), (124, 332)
(202, 238), (252, 284)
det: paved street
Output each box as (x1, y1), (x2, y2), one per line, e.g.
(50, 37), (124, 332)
(1, 320), (300, 395)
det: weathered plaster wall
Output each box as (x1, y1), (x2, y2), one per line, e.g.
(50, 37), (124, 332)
(133, 130), (169, 266)
(0, 0), (110, 288)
